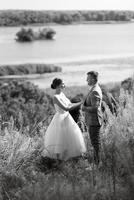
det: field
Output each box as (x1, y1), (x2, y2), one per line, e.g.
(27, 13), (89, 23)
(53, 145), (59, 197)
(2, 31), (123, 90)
(0, 78), (134, 200)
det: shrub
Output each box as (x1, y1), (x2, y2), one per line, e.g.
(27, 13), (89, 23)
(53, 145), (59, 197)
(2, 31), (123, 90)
(0, 80), (54, 134)
(16, 27), (56, 42)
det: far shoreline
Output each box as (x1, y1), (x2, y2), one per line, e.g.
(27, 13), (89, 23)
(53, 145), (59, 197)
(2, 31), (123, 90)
(0, 20), (134, 28)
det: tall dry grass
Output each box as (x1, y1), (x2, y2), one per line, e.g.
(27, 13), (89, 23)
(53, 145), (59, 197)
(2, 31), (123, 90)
(0, 87), (134, 200)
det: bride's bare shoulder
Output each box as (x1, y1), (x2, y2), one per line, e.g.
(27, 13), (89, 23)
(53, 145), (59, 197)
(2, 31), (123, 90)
(53, 94), (60, 102)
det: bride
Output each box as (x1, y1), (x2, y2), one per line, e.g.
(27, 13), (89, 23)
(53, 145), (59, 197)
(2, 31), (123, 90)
(42, 78), (86, 161)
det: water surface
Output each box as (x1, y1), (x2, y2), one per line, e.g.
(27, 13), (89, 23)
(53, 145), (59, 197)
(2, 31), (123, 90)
(0, 23), (134, 88)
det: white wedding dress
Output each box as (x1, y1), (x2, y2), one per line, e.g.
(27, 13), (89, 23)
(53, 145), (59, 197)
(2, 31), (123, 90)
(42, 92), (86, 160)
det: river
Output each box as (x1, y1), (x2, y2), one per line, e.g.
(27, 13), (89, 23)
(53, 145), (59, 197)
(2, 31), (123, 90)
(0, 23), (134, 88)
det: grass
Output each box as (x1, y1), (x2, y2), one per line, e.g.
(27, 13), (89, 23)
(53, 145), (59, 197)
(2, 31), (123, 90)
(0, 87), (134, 199)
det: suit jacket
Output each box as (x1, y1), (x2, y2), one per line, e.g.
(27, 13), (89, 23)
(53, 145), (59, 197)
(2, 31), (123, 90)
(84, 83), (103, 126)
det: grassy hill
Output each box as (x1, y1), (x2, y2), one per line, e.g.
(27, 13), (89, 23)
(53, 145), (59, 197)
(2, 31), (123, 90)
(0, 77), (134, 199)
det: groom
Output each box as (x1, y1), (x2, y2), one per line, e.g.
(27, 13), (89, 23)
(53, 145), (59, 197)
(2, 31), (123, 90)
(82, 71), (103, 165)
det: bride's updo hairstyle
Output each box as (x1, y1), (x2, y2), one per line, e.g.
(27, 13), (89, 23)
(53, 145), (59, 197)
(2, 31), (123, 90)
(51, 78), (63, 89)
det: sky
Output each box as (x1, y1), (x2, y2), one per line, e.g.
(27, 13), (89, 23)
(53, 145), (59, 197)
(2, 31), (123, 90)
(0, 0), (134, 11)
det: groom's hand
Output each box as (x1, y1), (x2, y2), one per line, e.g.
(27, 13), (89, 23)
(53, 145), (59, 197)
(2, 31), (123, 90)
(81, 104), (86, 112)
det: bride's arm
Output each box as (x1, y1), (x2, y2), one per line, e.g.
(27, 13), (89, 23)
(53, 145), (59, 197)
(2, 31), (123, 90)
(54, 96), (82, 111)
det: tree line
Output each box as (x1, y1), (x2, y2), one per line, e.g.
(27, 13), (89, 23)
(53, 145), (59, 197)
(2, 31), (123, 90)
(0, 10), (134, 26)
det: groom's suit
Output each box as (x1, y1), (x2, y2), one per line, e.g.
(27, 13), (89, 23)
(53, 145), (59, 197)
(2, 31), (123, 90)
(83, 83), (103, 164)
(84, 83), (103, 126)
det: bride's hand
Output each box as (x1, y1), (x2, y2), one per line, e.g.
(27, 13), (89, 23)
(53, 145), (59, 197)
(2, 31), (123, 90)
(79, 101), (84, 106)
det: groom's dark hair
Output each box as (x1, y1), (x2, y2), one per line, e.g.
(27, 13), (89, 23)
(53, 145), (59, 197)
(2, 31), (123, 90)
(87, 71), (99, 83)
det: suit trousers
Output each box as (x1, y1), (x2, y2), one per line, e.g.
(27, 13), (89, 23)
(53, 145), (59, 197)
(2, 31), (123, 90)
(88, 125), (101, 164)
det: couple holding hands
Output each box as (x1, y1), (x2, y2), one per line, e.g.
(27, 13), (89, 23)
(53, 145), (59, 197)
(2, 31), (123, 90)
(43, 71), (103, 165)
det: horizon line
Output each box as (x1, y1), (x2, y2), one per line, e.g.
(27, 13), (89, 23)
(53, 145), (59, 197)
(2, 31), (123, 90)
(0, 9), (134, 12)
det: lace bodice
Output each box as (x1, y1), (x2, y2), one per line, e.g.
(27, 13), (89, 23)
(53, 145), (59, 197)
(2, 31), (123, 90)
(54, 92), (71, 114)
